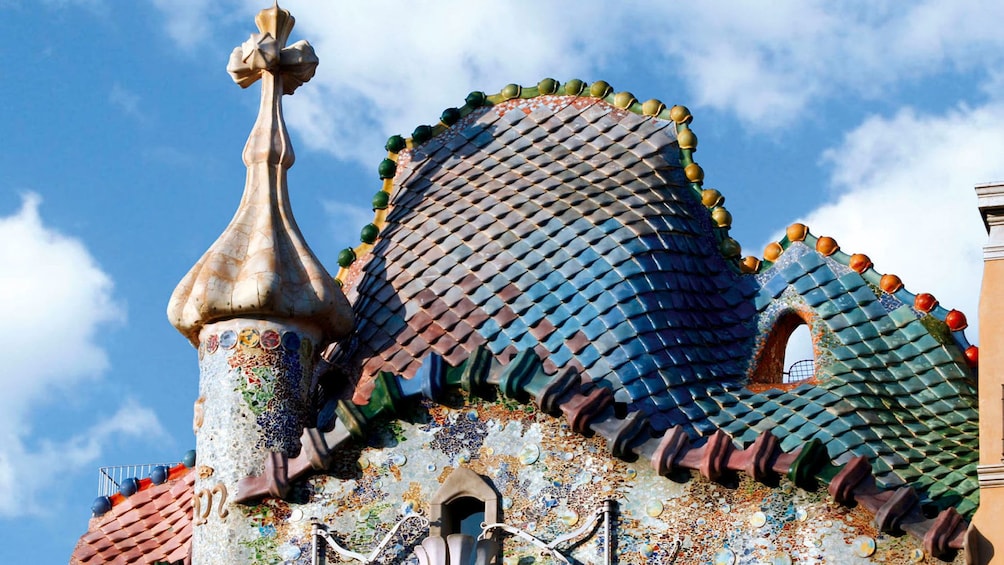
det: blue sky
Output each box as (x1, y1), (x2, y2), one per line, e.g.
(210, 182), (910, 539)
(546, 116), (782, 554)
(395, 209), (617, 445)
(2, 1), (1004, 562)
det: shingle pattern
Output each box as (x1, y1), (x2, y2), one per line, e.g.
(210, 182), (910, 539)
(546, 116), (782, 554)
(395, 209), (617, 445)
(331, 91), (978, 519)
(335, 96), (758, 430)
(705, 242), (979, 515)
(70, 468), (194, 564)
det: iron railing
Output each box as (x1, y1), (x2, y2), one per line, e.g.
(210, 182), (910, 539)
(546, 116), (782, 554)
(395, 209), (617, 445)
(97, 463), (172, 497)
(783, 359), (814, 383)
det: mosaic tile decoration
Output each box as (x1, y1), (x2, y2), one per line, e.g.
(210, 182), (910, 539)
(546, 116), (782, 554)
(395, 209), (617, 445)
(235, 346), (968, 562)
(199, 325), (314, 456)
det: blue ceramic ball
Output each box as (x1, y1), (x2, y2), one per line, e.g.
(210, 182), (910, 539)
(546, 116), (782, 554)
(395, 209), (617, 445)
(150, 465), (169, 485)
(119, 478), (140, 497)
(91, 496), (112, 516)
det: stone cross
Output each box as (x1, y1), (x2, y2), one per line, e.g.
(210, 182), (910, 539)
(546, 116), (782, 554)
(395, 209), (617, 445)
(226, 3), (317, 95)
(226, 2), (318, 168)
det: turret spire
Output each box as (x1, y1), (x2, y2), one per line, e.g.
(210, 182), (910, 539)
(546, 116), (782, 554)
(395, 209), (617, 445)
(166, 6), (351, 563)
(168, 2), (351, 346)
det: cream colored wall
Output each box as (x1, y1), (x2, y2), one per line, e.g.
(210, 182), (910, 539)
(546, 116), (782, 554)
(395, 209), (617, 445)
(979, 260), (1004, 467)
(971, 184), (1004, 564)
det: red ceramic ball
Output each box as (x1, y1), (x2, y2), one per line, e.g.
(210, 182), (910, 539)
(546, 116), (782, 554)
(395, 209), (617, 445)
(945, 309), (968, 331)
(914, 293), (938, 313)
(964, 345), (979, 368)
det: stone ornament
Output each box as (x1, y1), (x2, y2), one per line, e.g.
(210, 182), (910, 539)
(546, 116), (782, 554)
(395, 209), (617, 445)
(168, 2), (352, 347)
(193, 396), (205, 434)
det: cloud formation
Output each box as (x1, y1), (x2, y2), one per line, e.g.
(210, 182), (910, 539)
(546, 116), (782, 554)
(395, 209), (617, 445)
(0, 195), (163, 517)
(794, 102), (1004, 343)
(148, 0), (1003, 342)
(145, 0), (1004, 164)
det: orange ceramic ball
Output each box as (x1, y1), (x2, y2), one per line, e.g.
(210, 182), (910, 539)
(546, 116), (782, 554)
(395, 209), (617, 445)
(741, 256), (761, 274)
(763, 242), (783, 262)
(914, 293), (938, 313)
(964, 345), (979, 368)
(879, 274), (903, 294)
(815, 236), (839, 256)
(786, 223), (808, 242)
(849, 253), (872, 273)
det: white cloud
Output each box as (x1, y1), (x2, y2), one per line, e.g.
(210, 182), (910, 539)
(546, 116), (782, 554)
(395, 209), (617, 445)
(647, 1), (1004, 128)
(144, 1), (1004, 163)
(788, 103), (1004, 344)
(277, 0), (616, 163)
(0, 195), (163, 517)
(109, 83), (148, 124)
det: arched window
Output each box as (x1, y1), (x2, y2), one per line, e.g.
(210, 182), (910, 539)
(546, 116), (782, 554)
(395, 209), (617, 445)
(750, 311), (816, 391)
(782, 325), (814, 384)
(429, 468), (500, 540)
(448, 496), (486, 539)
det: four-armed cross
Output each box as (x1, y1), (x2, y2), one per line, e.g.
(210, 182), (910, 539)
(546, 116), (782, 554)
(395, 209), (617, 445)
(226, 2), (317, 167)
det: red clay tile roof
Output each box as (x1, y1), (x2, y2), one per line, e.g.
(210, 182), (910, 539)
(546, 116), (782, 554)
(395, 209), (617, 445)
(70, 468), (194, 565)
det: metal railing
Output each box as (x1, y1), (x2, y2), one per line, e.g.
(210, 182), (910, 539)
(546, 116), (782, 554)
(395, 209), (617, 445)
(97, 463), (172, 497)
(783, 359), (814, 383)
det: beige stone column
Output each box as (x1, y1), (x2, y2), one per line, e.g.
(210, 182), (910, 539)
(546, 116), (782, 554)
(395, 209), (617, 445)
(971, 182), (1004, 564)
(167, 5), (352, 563)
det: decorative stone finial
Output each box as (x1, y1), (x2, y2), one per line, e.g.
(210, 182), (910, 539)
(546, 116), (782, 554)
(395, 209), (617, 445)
(168, 2), (352, 346)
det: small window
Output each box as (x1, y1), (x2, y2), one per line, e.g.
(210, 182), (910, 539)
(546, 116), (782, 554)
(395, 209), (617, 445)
(449, 497), (486, 538)
(750, 311), (816, 391)
(782, 325), (814, 384)
(429, 468), (500, 540)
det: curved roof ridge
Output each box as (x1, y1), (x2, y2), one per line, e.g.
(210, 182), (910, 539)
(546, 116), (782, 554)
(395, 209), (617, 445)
(757, 223), (978, 362)
(331, 79), (752, 288)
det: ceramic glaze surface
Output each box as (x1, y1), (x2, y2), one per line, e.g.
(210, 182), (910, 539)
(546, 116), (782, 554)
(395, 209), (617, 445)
(193, 319), (318, 564)
(229, 397), (958, 564)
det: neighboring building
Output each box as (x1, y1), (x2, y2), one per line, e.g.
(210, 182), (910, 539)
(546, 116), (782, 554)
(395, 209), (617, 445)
(71, 5), (998, 564)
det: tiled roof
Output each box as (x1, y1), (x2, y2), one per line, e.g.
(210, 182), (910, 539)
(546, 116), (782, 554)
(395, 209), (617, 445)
(719, 229), (979, 515)
(331, 85), (756, 431)
(70, 467), (194, 564)
(80, 80), (975, 562)
(324, 80), (978, 526)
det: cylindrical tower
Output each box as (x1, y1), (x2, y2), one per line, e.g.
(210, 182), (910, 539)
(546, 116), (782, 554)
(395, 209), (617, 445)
(167, 5), (352, 563)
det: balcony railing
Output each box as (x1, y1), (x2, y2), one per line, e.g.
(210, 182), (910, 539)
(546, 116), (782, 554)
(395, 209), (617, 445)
(97, 463), (173, 497)
(783, 359), (815, 384)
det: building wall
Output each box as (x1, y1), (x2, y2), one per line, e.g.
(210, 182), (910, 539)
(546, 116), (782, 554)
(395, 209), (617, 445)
(231, 394), (954, 564)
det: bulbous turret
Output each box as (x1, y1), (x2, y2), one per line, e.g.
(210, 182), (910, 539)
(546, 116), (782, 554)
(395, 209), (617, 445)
(167, 2), (351, 346)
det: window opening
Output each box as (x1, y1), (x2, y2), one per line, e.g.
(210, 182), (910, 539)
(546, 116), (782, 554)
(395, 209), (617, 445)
(750, 311), (816, 391)
(782, 324), (814, 384)
(449, 496), (486, 539)
(429, 468), (500, 540)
